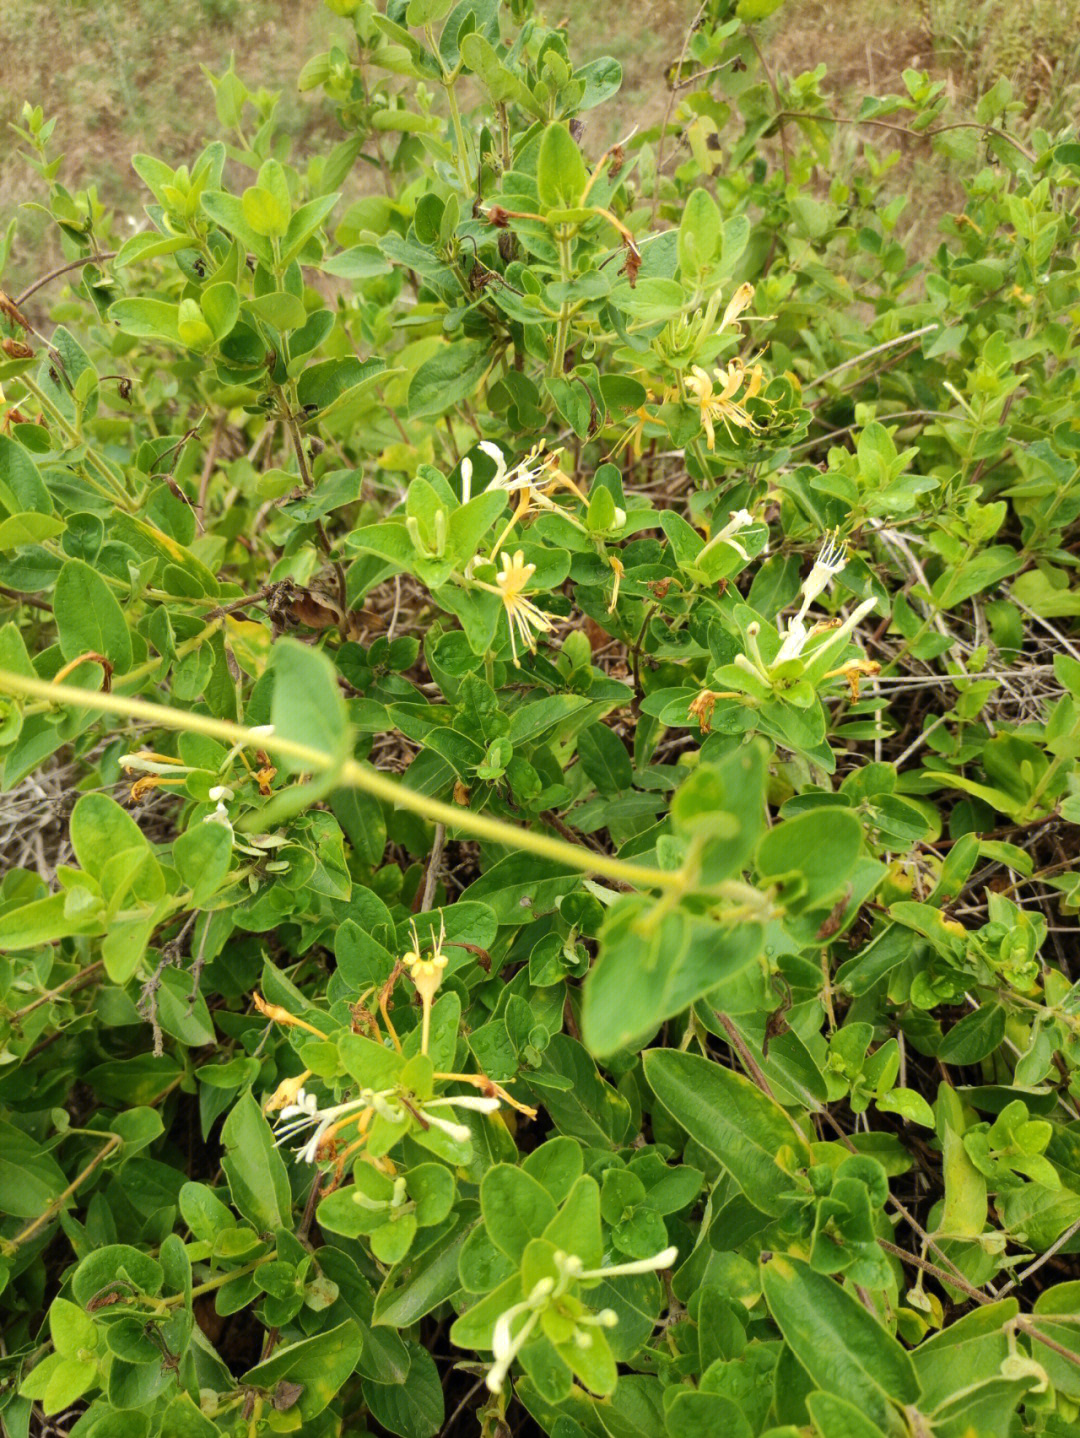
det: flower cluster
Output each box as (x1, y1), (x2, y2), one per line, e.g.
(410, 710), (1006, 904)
(271, 1084), (501, 1166)
(736, 532), (879, 677)
(485, 1245), (679, 1394)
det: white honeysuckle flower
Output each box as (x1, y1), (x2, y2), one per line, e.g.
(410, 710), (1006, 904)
(118, 753), (194, 775)
(219, 725), (274, 771)
(460, 456), (474, 504)
(278, 1088), (319, 1123)
(774, 616), (810, 665)
(207, 784), (234, 802)
(733, 651), (768, 684)
(425, 1095), (502, 1114)
(421, 1111), (472, 1144)
(486, 1277), (556, 1394)
(271, 1086), (399, 1165)
(574, 1244), (680, 1280)
(794, 531), (848, 622)
(699, 507), (760, 565)
(812, 595), (879, 661)
(775, 595), (878, 670)
(483, 1245), (676, 1395)
(488, 446), (547, 495)
(204, 801), (233, 830)
(351, 1189), (392, 1211)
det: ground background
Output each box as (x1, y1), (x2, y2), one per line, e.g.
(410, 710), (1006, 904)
(3, 0), (1079, 294)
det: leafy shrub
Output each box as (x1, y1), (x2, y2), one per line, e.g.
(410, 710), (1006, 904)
(3, 2), (1080, 1435)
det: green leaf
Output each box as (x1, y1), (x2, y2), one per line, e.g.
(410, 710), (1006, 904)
(241, 1321), (362, 1420)
(70, 792), (151, 880)
(108, 298), (183, 345)
(0, 511), (65, 546)
(246, 290), (308, 332)
(938, 1003), (1006, 1065)
(363, 1340), (443, 1438)
(583, 895), (764, 1057)
(665, 1391), (753, 1438)
(220, 1091), (292, 1234)
(269, 638), (349, 774)
(373, 1210), (475, 1327)
(677, 188), (721, 277)
(936, 1084), (987, 1239)
(173, 821), (233, 906)
(481, 1165), (558, 1262)
(578, 722), (633, 794)
(408, 340), (492, 419)
(755, 809), (862, 912)
(537, 123), (588, 210)
(643, 1048), (810, 1215)
(761, 1255), (920, 1426)
(0, 435), (50, 515)
(0, 1122), (68, 1218)
(53, 558), (133, 673)
(460, 33), (544, 118)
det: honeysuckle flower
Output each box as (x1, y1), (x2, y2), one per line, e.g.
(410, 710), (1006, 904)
(119, 751), (194, 776)
(425, 1095), (502, 1115)
(405, 509), (448, 560)
(492, 443), (589, 506)
(493, 550), (554, 667)
(793, 531), (848, 623)
(272, 1085), (401, 1165)
(124, 755), (193, 802)
(417, 1109), (472, 1144)
(420, 1095), (501, 1142)
(403, 915), (448, 1055)
(486, 1277), (556, 1394)
(483, 1242), (678, 1395)
(264, 1070), (312, 1114)
(215, 725), (275, 773)
(555, 1245), (679, 1283)
(685, 359), (765, 449)
(460, 441), (507, 504)
(607, 554), (624, 614)
(765, 532), (855, 666)
(774, 615), (810, 666)
(207, 784), (234, 802)
(487, 443), (549, 497)
(688, 689), (726, 734)
(773, 595), (879, 671)
(699, 506), (759, 564)
(811, 596), (879, 664)
(825, 656), (882, 700)
(719, 281), (755, 333)
(203, 801), (233, 831)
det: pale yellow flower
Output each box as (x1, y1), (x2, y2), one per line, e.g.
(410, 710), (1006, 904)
(685, 359), (765, 449)
(494, 550), (554, 666)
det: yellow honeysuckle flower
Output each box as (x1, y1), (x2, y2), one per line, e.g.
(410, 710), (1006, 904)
(685, 359), (765, 449)
(493, 550), (554, 667)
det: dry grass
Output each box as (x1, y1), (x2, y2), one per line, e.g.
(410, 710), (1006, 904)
(5, 0), (1080, 292)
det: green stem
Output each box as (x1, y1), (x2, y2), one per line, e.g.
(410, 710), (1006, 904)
(0, 667), (688, 894)
(18, 373), (135, 510)
(551, 231), (574, 375)
(5, 1134), (120, 1252)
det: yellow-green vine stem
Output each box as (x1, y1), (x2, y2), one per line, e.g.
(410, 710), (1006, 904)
(0, 668), (686, 894)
